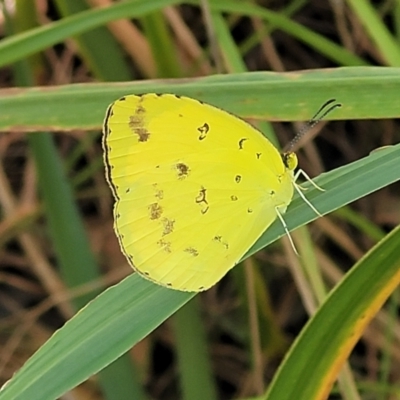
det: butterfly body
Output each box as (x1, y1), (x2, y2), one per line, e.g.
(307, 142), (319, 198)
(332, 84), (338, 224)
(103, 94), (295, 291)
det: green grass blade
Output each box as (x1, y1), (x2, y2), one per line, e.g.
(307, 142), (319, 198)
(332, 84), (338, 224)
(53, 0), (132, 81)
(28, 133), (100, 306)
(251, 144), (400, 254)
(141, 11), (183, 78)
(0, 277), (192, 400)
(173, 299), (218, 400)
(0, 0), (181, 68)
(203, 0), (367, 66)
(265, 224), (400, 400)
(346, 0), (400, 66)
(1, 67), (400, 132)
(212, 12), (247, 72)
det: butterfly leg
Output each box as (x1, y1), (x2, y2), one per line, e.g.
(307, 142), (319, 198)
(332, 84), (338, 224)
(274, 206), (298, 255)
(293, 183), (323, 218)
(293, 169), (325, 192)
(292, 169), (324, 217)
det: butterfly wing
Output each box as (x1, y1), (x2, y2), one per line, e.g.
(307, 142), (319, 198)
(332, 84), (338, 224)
(103, 94), (294, 291)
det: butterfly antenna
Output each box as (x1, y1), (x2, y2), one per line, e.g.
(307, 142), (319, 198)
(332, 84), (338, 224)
(284, 99), (342, 153)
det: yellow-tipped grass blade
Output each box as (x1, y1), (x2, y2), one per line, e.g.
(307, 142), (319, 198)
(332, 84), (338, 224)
(265, 224), (400, 400)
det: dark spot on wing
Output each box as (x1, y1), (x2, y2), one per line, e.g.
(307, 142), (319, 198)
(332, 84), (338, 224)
(162, 218), (175, 235)
(195, 186), (209, 214)
(129, 101), (150, 142)
(149, 203), (163, 219)
(176, 162), (190, 179)
(238, 138), (247, 149)
(197, 123), (210, 140)
(184, 247), (199, 257)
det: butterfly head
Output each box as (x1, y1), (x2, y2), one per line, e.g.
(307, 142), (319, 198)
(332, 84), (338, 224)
(281, 151), (298, 172)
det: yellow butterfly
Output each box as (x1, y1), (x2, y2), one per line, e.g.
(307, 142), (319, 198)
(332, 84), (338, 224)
(103, 94), (338, 292)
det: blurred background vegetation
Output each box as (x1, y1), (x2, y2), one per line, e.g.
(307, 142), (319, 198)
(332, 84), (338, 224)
(0, 1), (400, 399)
